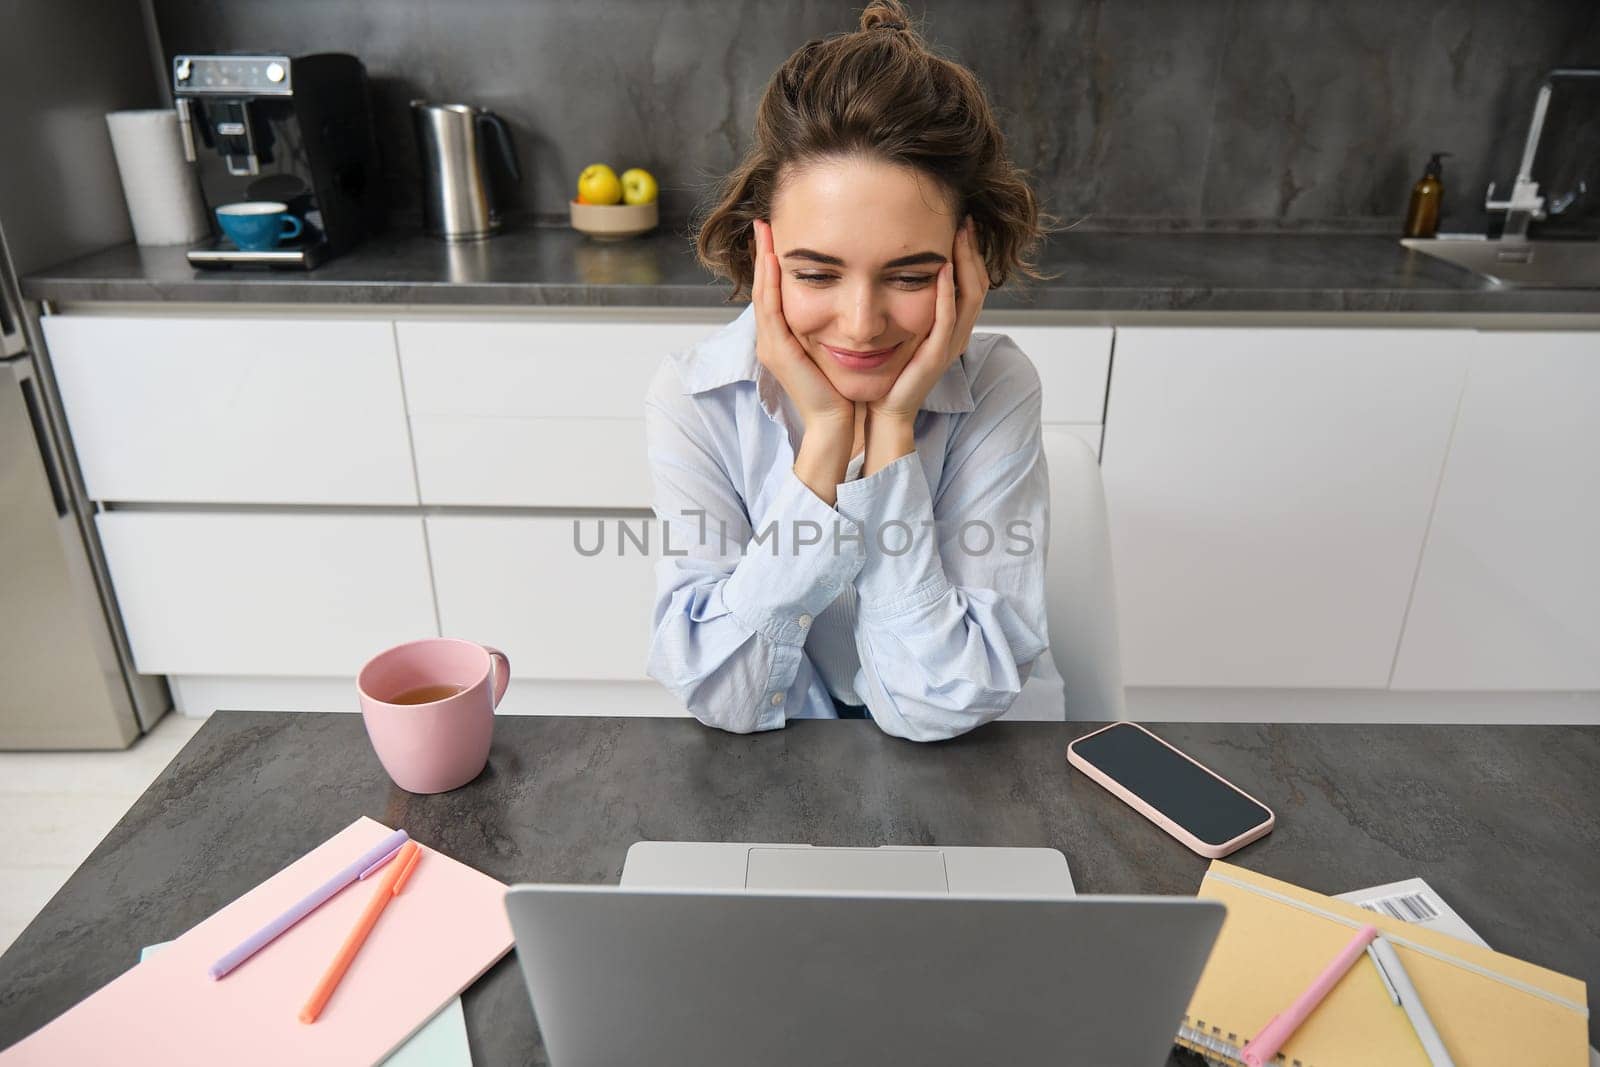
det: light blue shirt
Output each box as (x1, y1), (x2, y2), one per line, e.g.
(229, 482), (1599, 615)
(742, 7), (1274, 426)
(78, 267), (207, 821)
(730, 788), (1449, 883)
(643, 304), (1055, 742)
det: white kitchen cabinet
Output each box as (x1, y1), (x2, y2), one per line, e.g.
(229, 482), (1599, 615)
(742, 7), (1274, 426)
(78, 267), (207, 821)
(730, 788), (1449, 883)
(1391, 332), (1600, 690)
(61, 305), (1595, 719)
(399, 320), (1106, 507)
(96, 511), (436, 676)
(398, 319), (729, 507)
(426, 514), (660, 683)
(409, 417), (652, 508)
(43, 315), (416, 505)
(1101, 328), (1469, 688)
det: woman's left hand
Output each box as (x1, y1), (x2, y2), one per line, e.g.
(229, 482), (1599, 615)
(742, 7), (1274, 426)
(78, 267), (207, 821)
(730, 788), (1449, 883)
(867, 216), (990, 424)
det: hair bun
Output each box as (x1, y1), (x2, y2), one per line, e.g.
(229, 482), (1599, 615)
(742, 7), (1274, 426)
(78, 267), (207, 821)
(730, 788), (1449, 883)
(875, 20), (907, 31)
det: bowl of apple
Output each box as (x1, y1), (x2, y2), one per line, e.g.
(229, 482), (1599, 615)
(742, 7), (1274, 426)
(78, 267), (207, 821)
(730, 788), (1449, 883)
(570, 163), (659, 240)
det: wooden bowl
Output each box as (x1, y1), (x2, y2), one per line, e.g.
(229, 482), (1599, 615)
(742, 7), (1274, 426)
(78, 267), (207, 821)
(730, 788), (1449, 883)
(569, 199), (659, 240)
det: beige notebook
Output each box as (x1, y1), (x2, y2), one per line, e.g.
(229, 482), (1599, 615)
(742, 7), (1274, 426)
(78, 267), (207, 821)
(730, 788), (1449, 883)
(1179, 862), (1589, 1067)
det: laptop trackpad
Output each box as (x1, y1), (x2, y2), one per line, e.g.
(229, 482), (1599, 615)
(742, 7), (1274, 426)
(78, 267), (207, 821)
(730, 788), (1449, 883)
(745, 847), (949, 892)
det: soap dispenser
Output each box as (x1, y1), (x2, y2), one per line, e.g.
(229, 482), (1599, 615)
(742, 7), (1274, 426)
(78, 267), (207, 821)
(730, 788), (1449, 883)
(1403, 152), (1451, 238)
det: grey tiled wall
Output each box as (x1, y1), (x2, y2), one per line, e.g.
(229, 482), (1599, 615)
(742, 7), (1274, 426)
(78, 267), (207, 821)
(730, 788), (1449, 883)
(151, 0), (1598, 234)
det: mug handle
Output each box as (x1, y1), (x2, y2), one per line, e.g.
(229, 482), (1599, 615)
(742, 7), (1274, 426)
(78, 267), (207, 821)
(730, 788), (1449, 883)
(279, 215), (303, 241)
(483, 645), (511, 709)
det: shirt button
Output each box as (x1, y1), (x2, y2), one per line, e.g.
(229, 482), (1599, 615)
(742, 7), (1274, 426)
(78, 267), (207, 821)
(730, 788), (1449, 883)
(797, 613), (812, 629)
(769, 692), (784, 706)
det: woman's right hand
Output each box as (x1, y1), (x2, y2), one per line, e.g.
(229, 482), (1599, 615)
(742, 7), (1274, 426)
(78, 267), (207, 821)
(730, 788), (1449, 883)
(751, 218), (855, 434)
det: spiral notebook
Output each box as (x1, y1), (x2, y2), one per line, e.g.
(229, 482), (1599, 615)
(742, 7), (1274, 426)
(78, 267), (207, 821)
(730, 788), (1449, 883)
(1178, 862), (1589, 1067)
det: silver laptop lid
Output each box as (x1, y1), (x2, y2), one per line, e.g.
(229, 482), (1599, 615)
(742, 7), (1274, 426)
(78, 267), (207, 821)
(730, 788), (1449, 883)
(504, 885), (1223, 1067)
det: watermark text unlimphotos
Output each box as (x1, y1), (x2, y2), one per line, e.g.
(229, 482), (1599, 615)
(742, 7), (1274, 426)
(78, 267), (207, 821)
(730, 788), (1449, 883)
(573, 509), (1036, 559)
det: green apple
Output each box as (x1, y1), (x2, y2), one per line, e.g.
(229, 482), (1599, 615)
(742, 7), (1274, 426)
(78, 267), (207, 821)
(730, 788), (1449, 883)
(620, 168), (659, 206)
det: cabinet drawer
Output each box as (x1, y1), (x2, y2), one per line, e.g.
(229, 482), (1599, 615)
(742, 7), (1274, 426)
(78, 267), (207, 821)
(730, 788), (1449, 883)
(427, 515), (658, 682)
(410, 417), (650, 507)
(43, 316), (416, 504)
(1102, 327), (1468, 688)
(1392, 332), (1600, 689)
(97, 512), (437, 676)
(397, 319), (728, 418)
(398, 319), (730, 507)
(977, 324), (1112, 425)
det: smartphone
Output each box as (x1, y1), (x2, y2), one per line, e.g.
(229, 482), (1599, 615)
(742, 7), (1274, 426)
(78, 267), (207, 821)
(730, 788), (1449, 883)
(1066, 722), (1275, 859)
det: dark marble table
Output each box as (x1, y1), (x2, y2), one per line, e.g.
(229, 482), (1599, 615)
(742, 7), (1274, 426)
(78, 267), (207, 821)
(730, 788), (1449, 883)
(2, 713), (1596, 1063)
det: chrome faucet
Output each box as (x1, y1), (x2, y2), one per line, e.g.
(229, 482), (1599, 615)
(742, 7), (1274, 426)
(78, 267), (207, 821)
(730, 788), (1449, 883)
(1484, 69), (1598, 241)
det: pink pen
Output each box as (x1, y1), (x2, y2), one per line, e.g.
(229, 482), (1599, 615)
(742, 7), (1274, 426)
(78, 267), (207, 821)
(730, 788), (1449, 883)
(1241, 923), (1380, 1067)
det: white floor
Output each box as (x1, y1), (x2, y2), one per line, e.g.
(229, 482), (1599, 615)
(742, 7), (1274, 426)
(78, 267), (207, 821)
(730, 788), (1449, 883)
(0, 711), (204, 956)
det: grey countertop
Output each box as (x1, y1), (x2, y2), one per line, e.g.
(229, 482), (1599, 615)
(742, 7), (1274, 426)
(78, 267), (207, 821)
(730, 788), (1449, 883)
(20, 224), (1600, 314)
(0, 712), (1595, 1064)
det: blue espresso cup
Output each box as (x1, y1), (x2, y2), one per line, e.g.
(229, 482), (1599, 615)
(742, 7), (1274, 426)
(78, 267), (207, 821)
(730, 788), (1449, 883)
(215, 201), (304, 250)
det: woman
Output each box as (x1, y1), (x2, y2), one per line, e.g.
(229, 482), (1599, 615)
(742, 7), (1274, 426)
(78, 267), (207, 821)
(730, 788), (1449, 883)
(644, 0), (1062, 741)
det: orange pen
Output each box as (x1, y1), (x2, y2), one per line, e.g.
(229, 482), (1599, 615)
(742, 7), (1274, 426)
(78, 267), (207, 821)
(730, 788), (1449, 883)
(299, 840), (422, 1024)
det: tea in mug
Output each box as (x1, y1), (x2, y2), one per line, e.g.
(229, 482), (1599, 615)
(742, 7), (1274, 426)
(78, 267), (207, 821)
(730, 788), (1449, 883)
(388, 683), (467, 705)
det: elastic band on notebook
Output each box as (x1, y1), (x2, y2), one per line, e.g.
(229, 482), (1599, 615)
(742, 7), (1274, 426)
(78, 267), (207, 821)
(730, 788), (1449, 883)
(1205, 870), (1589, 1017)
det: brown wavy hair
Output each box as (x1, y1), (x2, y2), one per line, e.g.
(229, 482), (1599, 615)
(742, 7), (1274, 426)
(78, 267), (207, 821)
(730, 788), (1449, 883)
(692, 0), (1060, 304)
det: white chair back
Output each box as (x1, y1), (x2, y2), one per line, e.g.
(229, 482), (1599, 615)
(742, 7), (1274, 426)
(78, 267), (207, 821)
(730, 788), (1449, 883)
(1042, 428), (1127, 720)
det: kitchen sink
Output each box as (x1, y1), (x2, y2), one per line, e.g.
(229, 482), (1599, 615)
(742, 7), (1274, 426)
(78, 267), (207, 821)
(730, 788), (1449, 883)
(1402, 236), (1600, 288)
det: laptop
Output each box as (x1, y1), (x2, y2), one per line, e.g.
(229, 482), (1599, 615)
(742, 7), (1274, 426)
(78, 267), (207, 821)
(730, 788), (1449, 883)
(504, 843), (1225, 1066)
(619, 840), (1077, 894)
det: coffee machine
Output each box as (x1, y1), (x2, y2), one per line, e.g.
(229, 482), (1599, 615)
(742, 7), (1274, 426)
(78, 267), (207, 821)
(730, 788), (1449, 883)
(174, 53), (385, 268)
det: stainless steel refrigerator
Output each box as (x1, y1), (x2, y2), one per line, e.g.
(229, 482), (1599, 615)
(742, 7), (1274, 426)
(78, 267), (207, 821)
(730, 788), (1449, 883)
(0, 0), (172, 747)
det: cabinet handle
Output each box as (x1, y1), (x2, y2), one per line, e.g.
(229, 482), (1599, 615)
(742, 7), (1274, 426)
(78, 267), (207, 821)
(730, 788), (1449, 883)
(20, 377), (69, 518)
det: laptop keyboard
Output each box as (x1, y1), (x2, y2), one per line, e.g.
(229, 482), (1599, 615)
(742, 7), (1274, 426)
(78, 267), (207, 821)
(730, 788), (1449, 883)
(744, 847), (950, 892)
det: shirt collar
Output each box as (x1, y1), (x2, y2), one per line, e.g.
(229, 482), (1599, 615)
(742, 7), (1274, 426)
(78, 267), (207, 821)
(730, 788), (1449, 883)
(678, 304), (976, 415)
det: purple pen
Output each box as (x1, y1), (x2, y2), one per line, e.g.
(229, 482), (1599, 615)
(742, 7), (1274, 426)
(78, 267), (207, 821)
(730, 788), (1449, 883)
(208, 827), (409, 980)
(359, 843), (407, 880)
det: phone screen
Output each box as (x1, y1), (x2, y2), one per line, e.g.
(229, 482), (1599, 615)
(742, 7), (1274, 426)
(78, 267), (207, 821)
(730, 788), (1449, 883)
(1071, 724), (1271, 847)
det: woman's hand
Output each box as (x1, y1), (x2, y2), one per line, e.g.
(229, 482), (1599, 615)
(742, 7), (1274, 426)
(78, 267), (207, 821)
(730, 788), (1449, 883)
(753, 218), (857, 504)
(858, 217), (989, 477)
(866, 216), (991, 424)
(751, 218), (855, 434)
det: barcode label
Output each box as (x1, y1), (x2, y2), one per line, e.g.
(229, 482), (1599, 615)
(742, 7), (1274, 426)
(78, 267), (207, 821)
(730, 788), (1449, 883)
(1358, 890), (1439, 923)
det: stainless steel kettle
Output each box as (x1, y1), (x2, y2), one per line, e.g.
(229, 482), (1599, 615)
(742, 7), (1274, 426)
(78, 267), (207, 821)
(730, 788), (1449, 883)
(411, 100), (521, 240)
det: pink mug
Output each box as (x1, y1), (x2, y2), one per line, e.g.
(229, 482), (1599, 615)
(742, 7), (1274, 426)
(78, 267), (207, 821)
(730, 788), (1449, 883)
(357, 637), (510, 794)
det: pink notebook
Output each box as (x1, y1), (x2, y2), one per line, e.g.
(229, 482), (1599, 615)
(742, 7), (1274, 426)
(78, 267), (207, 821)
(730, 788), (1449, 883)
(0, 817), (513, 1066)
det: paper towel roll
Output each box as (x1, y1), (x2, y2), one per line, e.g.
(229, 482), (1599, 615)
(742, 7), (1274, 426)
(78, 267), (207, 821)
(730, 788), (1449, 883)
(105, 109), (211, 245)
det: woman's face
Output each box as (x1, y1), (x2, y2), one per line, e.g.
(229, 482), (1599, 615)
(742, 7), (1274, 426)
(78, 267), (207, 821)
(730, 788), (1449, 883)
(767, 157), (960, 404)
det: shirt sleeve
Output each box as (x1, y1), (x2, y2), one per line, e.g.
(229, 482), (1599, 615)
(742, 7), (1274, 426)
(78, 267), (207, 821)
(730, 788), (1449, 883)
(643, 372), (865, 733)
(832, 339), (1050, 742)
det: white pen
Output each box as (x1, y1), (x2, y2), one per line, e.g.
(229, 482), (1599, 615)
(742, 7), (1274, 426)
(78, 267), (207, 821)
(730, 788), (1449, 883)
(1369, 935), (1457, 1067)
